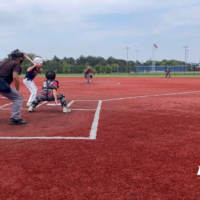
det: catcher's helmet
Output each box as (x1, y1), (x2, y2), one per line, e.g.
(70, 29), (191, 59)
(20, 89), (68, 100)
(46, 70), (56, 80)
(33, 57), (43, 65)
(10, 49), (24, 59)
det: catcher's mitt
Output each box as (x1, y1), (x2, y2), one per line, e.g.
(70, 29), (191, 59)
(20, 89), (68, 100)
(90, 75), (93, 78)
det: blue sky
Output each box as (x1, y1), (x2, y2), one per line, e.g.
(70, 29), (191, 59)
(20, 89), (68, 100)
(0, 0), (200, 62)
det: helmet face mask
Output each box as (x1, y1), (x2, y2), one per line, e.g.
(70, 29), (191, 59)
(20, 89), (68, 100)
(19, 57), (24, 64)
(46, 70), (56, 80)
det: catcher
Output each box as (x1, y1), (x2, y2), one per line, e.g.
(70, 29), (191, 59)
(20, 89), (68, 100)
(84, 66), (93, 83)
(28, 70), (71, 113)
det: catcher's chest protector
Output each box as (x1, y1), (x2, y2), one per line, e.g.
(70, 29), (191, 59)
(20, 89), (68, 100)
(42, 80), (59, 91)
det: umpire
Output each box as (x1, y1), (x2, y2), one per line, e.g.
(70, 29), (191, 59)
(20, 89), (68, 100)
(0, 49), (27, 125)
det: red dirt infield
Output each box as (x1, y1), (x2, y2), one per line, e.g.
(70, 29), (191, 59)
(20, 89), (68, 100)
(1, 77), (200, 199)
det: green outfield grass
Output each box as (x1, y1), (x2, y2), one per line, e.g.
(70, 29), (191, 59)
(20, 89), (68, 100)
(20, 73), (200, 78)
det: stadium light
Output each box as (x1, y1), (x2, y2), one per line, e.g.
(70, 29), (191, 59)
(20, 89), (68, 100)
(125, 47), (130, 73)
(183, 46), (188, 66)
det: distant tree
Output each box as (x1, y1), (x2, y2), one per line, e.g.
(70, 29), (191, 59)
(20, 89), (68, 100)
(63, 63), (69, 74)
(105, 64), (111, 73)
(94, 64), (104, 73)
(111, 63), (118, 73)
(68, 57), (75, 65)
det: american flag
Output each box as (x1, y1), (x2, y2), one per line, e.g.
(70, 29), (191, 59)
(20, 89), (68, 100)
(154, 44), (158, 49)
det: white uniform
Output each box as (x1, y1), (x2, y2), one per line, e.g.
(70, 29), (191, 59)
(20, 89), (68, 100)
(24, 57), (43, 106)
(23, 78), (38, 106)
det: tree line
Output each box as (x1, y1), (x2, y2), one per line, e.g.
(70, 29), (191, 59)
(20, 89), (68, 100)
(2, 53), (195, 74)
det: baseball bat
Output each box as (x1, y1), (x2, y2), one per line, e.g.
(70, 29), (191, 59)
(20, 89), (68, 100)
(24, 53), (35, 64)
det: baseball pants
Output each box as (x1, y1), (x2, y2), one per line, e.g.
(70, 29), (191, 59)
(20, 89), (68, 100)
(23, 78), (38, 105)
(0, 87), (23, 119)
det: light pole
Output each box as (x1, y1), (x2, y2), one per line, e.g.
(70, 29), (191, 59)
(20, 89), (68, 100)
(183, 46), (188, 75)
(125, 47), (130, 73)
(136, 50), (139, 61)
(136, 50), (139, 71)
(183, 46), (188, 66)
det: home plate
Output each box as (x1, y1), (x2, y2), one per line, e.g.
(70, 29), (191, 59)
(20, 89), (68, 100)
(46, 103), (61, 106)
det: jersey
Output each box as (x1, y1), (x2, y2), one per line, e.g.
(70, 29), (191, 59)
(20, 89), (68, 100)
(166, 69), (170, 74)
(85, 69), (91, 74)
(41, 80), (59, 96)
(25, 66), (40, 80)
(0, 59), (21, 84)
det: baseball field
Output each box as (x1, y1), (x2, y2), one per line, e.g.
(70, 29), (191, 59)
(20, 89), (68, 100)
(0, 76), (200, 199)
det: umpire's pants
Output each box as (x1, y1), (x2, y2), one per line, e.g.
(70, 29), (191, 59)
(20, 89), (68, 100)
(0, 87), (23, 119)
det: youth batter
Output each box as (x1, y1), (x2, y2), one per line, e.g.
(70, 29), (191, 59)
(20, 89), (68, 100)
(23, 57), (43, 106)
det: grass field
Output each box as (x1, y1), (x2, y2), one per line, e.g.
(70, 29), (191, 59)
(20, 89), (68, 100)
(20, 73), (200, 78)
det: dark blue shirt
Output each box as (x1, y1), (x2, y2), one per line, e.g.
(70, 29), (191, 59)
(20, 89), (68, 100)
(24, 66), (40, 80)
(166, 69), (170, 74)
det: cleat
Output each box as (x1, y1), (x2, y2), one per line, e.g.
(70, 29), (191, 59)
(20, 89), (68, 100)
(28, 105), (34, 112)
(9, 118), (27, 125)
(26, 103), (31, 107)
(63, 107), (71, 113)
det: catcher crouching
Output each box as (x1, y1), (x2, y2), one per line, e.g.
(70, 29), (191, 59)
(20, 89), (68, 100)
(28, 70), (71, 113)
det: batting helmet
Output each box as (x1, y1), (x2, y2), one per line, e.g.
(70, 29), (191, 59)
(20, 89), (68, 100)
(33, 57), (43, 65)
(46, 70), (56, 80)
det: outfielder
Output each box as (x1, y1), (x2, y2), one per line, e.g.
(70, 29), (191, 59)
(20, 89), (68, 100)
(28, 70), (71, 113)
(23, 57), (43, 106)
(165, 67), (171, 79)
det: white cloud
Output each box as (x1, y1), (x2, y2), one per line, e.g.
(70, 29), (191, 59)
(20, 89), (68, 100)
(0, 0), (200, 61)
(153, 4), (200, 33)
(0, 0), (199, 35)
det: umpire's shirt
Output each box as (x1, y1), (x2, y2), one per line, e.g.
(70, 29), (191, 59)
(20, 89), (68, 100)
(0, 59), (23, 120)
(0, 59), (22, 84)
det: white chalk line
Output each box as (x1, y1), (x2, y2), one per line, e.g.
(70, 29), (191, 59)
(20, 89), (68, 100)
(0, 137), (94, 140)
(0, 100), (100, 140)
(75, 100), (100, 102)
(89, 100), (102, 139)
(0, 100), (94, 111)
(71, 109), (96, 111)
(102, 90), (200, 102)
(2, 90), (195, 140)
(46, 103), (61, 106)
(0, 103), (13, 109)
(36, 101), (47, 108)
(0, 108), (95, 111)
(67, 100), (74, 107)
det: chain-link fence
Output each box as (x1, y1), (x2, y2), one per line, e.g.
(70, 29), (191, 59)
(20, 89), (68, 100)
(132, 66), (200, 75)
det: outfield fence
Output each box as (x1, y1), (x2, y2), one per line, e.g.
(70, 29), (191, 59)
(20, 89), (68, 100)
(133, 66), (200, 75)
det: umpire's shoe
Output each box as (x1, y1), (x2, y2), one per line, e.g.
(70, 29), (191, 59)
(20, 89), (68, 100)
(9, 118), (27, 125)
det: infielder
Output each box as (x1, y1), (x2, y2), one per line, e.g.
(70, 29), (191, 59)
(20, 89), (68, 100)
(84, 67), (93, 83)
(28, 70), (71, 113)
(23, 57), (43, 106)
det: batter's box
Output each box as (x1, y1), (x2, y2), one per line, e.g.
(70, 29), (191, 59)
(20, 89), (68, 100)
(0, 100), (102, 140)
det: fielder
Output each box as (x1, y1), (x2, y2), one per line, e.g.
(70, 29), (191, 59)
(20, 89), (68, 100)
(165, 67), (171, 79)
(23, 57), (43, 106)
(84, 67), (93, 83)
(28, 70), (71, 113)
